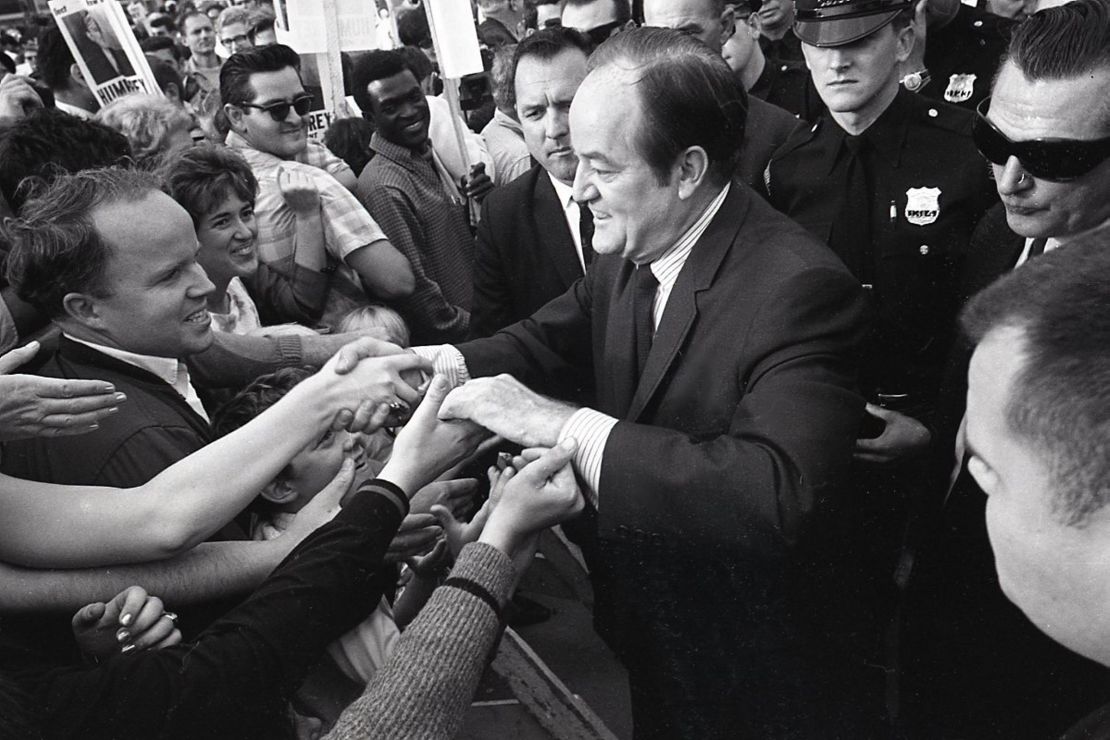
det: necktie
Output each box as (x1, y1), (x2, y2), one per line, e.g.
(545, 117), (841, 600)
(829, 135), (875, 288)
(578, 202), (595, 269)
(632, 266), (658, 380)
(1027, 238), (1048, 260)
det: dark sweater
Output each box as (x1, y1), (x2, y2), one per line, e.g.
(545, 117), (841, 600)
(4, 480), (408, 740)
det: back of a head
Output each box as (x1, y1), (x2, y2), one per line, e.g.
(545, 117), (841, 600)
(351, 49), (409, 116)
(162, 142), (258, 228)
(0, 108), (132, 214)
(323, 116), (375, 177)
(960, 233), (1110, 527)
(35, 26), (75, 91)
(95, 93), (193, 170)
(219, 43), (302, 106)
(140, 34), (179, 58)
(587, 26), (745, 186)
(565, 0), (632, 23)
(1005, 0), (1110, 82)
(396, 44), (433, 84)
(217, 5), (252, 33)
(211, 366), (314, 439)
(4, 167), (160, 319)
(396, 7), (432, 48)
(145, 55), (185, 97)
(489, 44), (518, 114)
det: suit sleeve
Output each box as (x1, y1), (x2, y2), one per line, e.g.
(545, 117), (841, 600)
(598, 265), (866, 551)
(459, 266), (597, 395)
(468, 195), (515, 340)
(32, 483), (407, 740)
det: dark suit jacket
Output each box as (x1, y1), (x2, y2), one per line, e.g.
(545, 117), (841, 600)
(470, 165), (583, 339)
(738, 96), (803, 191)
(458, 182), (869, 734)
(903, 204), (1110, 739)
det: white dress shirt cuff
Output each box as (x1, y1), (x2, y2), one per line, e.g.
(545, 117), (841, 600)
(558, 407), (618, 509)
(411, 345), (471, 389)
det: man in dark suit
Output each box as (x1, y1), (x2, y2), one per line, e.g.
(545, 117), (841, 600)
(470, 28), (594, 341)
(902, 4), (1110, 736)
(415, 27), (870, 739)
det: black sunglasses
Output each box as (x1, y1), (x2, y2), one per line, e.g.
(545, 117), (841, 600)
(238, 93), (314, 122)
(972, 97), (1110, 182)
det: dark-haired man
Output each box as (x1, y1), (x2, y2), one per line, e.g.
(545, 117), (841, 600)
(562, 0), (630, 43)
(35, 26), (98, 118)
(415, 27), (869, 739)
(903, 3), (1110, 736)
(470, 27), (594, 342)
(222, 44), (415, 329)
(641, 0), (804, 187)
(353, 50), (488, 344)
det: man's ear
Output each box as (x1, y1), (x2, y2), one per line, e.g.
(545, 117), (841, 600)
(720, 5), (737, 47)
(894, 22), (916, 64)
(61, 291), (105, 329)
(676, 145), (711, 200)
(224, 102), (246, 132)
(164, 82), (182, 105)
(68, 62), (90, 90)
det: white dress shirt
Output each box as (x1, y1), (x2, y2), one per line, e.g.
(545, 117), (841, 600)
(65, 335), (210, 422)
(548, 174), (588, 272)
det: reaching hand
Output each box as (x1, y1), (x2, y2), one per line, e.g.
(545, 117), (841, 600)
(72, 585), (181, 661)
(854, 404), (932, 464)
(0, 73), (43, 131)
(384, 513), (443, 563)
(409, 477), (478, 518)
(0, 341), (125, 442)
(379, 376), (491, 494)
(460, 163), (494, 204)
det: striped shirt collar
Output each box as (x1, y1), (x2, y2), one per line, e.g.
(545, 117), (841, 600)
(648, 182), (730, 288)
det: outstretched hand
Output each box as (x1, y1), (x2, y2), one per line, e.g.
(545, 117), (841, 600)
(72, 585), (181, 661)
(0, 341), (125, 442)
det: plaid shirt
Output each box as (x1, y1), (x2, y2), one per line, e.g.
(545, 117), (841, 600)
(357, 134), (475, 344)
(228, 132), (387, 328)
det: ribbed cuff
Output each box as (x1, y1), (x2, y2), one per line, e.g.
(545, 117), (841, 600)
(411, 345), (471, 389)
(451, 542), (516, 608)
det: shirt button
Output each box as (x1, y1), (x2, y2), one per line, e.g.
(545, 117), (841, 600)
(928, 108), (938, 118)
(973, 19), (983, 26)
(919, 244), (930, 255)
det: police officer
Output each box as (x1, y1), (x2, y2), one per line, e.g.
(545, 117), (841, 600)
(765, 0), (998, 717)
(729, 0), (824, 119)
(900, 0), (1015, 110)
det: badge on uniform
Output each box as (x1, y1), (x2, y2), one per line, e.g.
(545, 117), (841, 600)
(905, 187), (941, 226)
(944, 74), (977, 104)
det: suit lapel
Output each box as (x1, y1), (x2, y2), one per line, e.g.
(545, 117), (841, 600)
(626, 184), (749, 421)
(532, 171), (584, 288)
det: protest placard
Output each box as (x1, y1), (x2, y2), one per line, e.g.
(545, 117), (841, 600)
(48, 0), (159, 107)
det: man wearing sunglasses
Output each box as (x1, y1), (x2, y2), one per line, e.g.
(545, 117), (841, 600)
(764, 0), (997, 723)
(222, 44), (416, 330)
(902, 3), (1110, 738)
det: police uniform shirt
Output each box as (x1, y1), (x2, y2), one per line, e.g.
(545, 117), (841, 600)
(921, 5), (1015, 111)
(749, 57), (825, 122)
(759, 28), (805, 64)
(766, 89), (998, 402)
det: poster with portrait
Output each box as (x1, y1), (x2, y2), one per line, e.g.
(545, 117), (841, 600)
(49, 0), (159, 107)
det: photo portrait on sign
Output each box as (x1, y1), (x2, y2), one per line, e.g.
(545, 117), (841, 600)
(63, 5), (135, 85)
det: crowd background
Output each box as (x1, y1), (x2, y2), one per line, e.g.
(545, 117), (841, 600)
(0, 0), (1108, 739)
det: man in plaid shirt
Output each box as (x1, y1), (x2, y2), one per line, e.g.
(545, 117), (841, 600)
(353, 51), (494, 344)
(221, 45), (415, 329)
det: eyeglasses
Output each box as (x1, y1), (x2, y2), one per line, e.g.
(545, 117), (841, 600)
(972, 97), (1110, 182)
(221, 33), (251, 48)
(238, 94), (314, 122)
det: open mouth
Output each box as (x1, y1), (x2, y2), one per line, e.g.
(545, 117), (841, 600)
(185, 308), (210, 325)
(229, 241), (255, 259)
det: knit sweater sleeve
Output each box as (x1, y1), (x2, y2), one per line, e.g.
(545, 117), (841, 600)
(325, 542), (516, 740)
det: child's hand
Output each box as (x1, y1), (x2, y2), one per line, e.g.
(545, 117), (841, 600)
(384, 513), (442, 563)
(430, 464), (510, 558)
(72, 585), (181, 661)
(406, 538), (449, 578)
(277, 166), (321, 216)
(409, 477), (478, 517)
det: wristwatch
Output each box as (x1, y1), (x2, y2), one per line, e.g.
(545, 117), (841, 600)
(901, 69), (931, 93)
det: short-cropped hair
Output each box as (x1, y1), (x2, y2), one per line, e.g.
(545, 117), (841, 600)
(95, 93), (194, 170)
(960, 234), (1110, 527)
(217, 5), (251, 33)
(0, 108), (132, 214)
(220, 43), (302, 107)
(162, 143), (258, 228)
(507, 26), (592, 111)
(4, 167), (162, 318)
(1005, 0), (1110, 83)
(587, 26), (745, 186)
(351, 50), (409, 116)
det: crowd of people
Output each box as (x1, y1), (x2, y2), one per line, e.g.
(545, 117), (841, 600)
(0, 0), (1108, 738)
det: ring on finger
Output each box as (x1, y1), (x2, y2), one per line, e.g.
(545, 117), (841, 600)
(162, 611), (178, 623)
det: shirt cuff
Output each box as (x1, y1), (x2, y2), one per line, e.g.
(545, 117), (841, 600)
(558, 408), (618, 509)
(411, 345), (471, 388)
